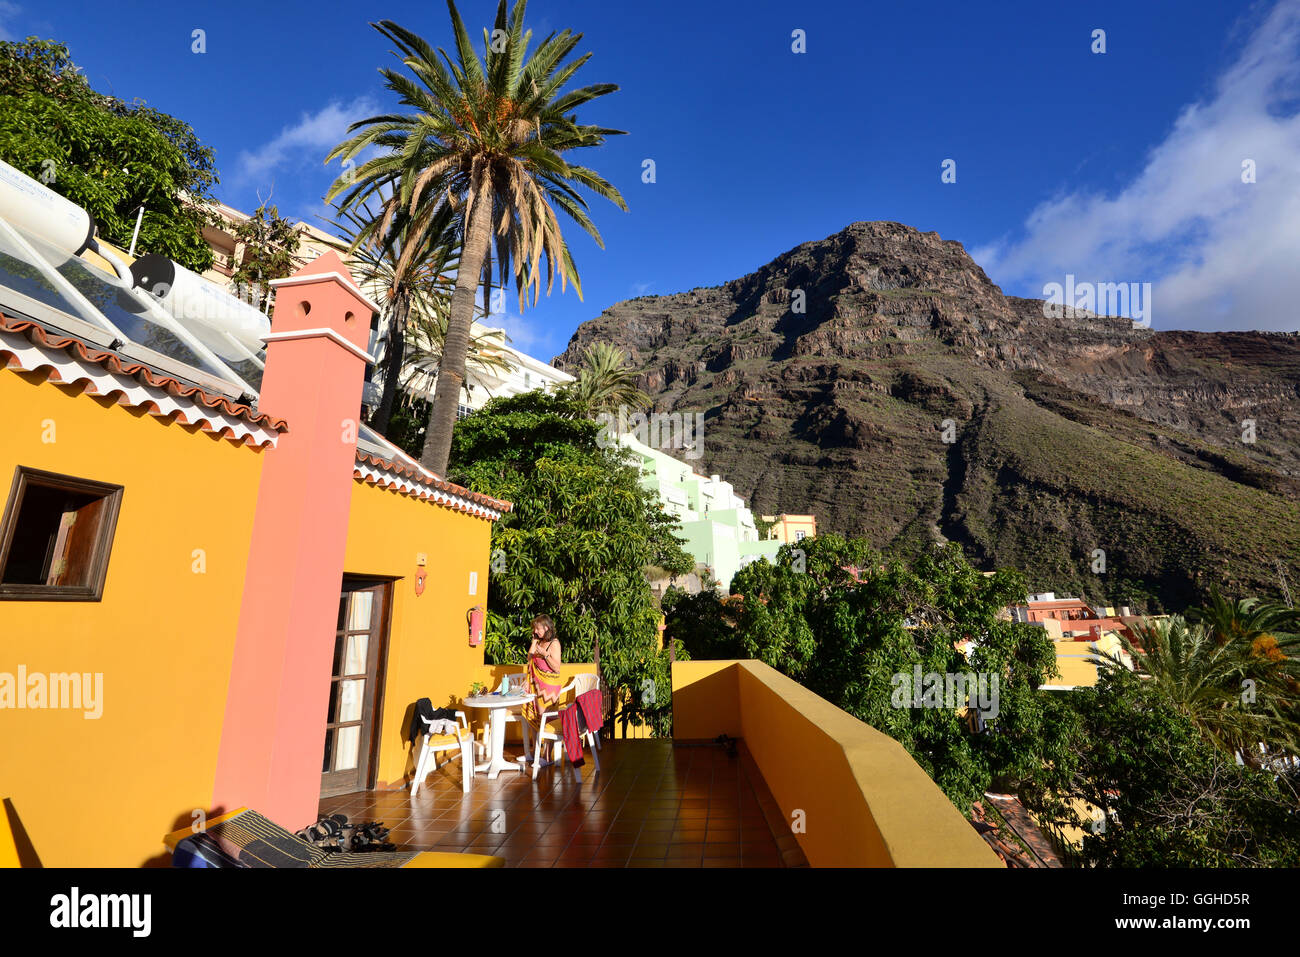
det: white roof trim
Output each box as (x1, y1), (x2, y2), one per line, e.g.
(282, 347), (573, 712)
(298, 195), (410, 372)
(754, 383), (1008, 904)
(269, 271), (383, 314)
(0, 329), (281, 448)
(353, 460), (503, 521)
(262, 328), (377, 364)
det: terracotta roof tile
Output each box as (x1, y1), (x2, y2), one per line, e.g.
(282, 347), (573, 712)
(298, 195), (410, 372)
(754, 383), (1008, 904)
(354, 450), (513, 518)
(0, 313), (287, 444)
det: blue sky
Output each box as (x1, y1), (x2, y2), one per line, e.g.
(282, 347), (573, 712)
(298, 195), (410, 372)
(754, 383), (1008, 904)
(4, 0), (1298, 357)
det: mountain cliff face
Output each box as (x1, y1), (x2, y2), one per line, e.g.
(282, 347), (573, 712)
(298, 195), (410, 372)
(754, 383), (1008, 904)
(555, 222), (1300, 610)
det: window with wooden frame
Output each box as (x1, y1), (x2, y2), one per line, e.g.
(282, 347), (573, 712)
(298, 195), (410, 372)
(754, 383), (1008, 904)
(0, 467), (123, 601)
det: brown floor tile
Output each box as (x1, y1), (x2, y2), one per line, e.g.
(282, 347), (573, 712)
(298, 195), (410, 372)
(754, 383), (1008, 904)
(629, 845), (669, 860)
(518, 848), (562, 867)
(317, 739), (796, 868)
(665, 845), (704, 863)
(598, 834), (639, 847)
(670, 829), (708, 844)
(589, 848), (632, 865)
(704, 839), (744, 855)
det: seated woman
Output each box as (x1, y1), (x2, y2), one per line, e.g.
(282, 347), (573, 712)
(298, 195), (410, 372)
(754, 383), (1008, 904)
(520, 614), (562, 762)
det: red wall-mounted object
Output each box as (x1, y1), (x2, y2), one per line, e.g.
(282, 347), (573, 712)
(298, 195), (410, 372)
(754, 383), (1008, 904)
(414, 567), (427, 596)
(467, 605), (484, 646)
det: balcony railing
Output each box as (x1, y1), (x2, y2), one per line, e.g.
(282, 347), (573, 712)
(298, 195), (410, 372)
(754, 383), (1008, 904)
(671, 659), (1001, 867)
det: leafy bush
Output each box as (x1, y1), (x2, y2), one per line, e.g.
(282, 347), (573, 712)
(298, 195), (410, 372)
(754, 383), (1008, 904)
(448, 391), (692, 736)
(0, 38), (219, 272)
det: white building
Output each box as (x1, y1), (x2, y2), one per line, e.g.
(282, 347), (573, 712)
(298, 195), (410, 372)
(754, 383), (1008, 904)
(438, 325), (575, 417)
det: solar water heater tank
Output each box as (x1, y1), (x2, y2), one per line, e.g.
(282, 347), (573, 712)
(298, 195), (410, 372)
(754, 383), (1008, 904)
(0, 157), (96, 256)
(129, 253), (271, 360)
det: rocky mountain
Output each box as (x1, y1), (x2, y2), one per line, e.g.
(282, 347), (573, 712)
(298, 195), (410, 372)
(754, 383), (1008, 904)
(555, 222), (1300, 611)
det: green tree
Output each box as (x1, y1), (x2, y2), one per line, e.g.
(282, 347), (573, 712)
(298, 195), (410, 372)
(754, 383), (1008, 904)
(386, 395), (433, 460)
(229, 205), (301, 292)
(685, 536), (1072, 811)
(1069, 668), (1300, 867)
(1101, 596), (1300, 762)
(326, 2), (628, 476)
(448, 391), (692, 736)
(661, 586), (743, 661)
(0, 37), (218, 271)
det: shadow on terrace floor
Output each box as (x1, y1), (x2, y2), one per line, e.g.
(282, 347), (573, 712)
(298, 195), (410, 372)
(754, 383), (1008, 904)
(320, 738), (808, 868)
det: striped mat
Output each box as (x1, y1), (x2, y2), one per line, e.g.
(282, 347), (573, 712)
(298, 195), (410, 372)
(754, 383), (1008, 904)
(174, 810), (417, 868)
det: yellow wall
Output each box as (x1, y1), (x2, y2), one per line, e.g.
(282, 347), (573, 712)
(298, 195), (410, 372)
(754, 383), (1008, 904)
(761, 514), (817, 544)
(0, 371), (263, 866)
(672, 660), (742, 739)
(342, 479), (496, 787)
(1051, 639), (1120, 687)
(673, 659), (1001, 868)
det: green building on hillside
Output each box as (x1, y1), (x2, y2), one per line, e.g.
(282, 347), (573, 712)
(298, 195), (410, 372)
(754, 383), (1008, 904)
(613, 432), (783, 590)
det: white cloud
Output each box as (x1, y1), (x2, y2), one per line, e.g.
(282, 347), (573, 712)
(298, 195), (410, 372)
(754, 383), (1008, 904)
(232, 97), (379, 191)
(0, 2), (23, 41)
(484, 306), (546, 354)
(973, 0), (1300, 331)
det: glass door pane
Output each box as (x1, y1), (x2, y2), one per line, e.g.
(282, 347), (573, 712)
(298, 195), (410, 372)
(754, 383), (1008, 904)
(320, 581), (390, 799)
(332, 727), (360, 771)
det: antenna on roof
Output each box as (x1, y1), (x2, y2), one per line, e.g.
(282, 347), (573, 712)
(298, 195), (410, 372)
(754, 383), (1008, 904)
(128, 205), (145, 257)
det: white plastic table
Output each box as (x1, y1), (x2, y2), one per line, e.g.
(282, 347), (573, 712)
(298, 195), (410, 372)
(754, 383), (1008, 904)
(463, 693), (534, 779)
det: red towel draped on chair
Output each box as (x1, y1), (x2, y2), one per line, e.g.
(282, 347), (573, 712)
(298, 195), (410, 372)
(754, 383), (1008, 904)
(559, 689), (603, 767)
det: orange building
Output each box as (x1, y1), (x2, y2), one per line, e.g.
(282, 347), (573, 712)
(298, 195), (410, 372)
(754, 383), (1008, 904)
(1012, 594), (1141, 642)
(0, 234), (510, 865)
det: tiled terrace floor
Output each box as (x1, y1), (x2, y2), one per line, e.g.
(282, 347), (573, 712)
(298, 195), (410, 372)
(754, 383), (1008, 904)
(320, 738), (808, 867)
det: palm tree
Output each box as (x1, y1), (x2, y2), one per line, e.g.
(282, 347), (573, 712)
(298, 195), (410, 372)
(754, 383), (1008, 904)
(1187, 589), (1300, 759)
(332, 199), (460, 434)
(1187, 587), (1300, 648)
(383, 319), (516, 458)
(325, 1), (627, 475)
(1100, 610), (1300, 761)
(563, 342), (649, 416)
(401, 311), (515, 409)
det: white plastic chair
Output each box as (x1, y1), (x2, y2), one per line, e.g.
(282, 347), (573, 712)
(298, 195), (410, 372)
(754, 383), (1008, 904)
(528, 673), (602, 782)
(410, 710), (475, 795)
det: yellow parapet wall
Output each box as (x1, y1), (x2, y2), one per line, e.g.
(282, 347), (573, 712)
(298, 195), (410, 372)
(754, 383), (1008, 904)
(672, 660), (1001, 868)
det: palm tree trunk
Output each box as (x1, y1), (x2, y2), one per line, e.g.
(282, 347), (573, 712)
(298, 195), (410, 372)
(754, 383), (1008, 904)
(419, 175), (493, 475)
(371, 290), (409, 435)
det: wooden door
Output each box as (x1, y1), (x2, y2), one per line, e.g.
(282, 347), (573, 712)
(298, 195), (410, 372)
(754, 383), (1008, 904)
(320, 580), (391, 797)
